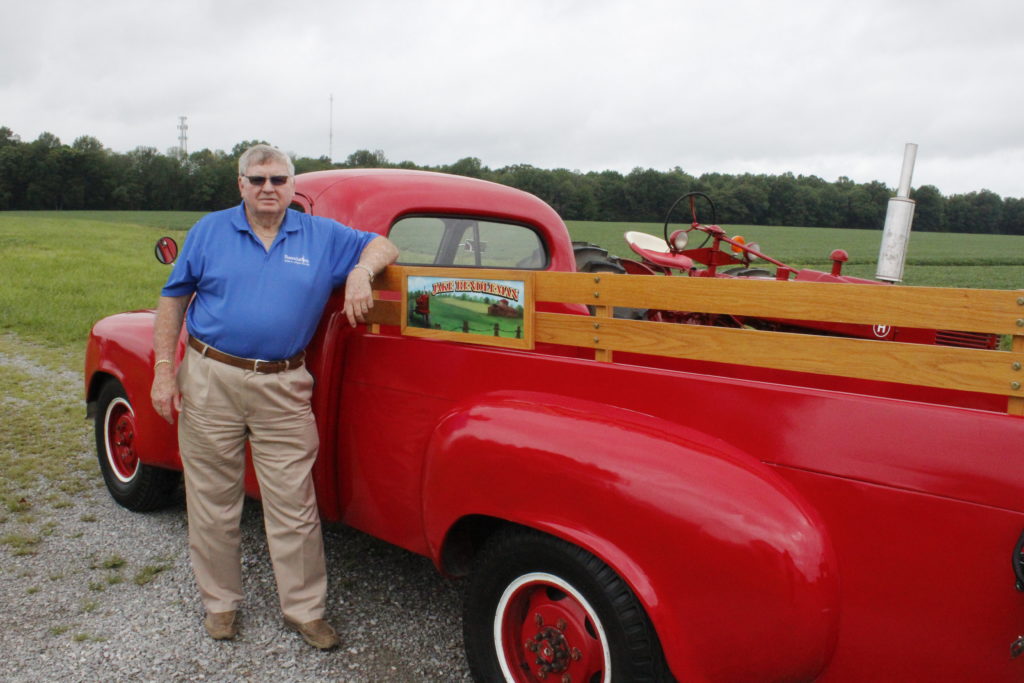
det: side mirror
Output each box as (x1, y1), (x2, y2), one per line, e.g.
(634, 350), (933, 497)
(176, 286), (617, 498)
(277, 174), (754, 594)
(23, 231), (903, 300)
(155, 237), (178, 265)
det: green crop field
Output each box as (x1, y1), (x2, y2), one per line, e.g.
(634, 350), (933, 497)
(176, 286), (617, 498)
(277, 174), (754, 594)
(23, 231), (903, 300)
(0, 213), (192, 350)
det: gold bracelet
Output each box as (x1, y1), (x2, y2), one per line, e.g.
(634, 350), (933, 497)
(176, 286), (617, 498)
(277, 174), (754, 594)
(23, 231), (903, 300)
(154, 359), (173, 371)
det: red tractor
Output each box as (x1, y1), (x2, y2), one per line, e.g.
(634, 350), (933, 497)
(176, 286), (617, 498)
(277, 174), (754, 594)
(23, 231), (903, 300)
(573, 191), (998, 349)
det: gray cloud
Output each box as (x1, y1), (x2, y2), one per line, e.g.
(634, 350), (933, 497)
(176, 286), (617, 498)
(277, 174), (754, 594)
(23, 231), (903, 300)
(2, 0), (1021, 197)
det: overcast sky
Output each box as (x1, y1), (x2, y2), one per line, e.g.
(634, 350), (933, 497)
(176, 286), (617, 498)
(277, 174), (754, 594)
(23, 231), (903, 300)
(3, 0), (1022, 198)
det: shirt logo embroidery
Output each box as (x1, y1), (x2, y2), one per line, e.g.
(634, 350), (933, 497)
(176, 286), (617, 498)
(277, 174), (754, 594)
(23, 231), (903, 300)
(283, 254), (310, 267)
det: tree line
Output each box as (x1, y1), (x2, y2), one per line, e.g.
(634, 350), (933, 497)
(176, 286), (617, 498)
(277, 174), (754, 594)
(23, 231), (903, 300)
(1, 126), (1021, 235)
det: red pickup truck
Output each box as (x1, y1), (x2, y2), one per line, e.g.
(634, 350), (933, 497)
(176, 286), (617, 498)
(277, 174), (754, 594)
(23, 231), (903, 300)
(86, 168), (1024, 682)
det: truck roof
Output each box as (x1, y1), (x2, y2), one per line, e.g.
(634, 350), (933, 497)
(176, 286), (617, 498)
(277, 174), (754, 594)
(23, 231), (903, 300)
(294, 169), (558, 233)
(294, 169), (579, 274)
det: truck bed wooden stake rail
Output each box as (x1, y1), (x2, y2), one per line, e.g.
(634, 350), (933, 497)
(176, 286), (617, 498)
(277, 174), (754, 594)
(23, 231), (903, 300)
(370, 266), (1024, 416)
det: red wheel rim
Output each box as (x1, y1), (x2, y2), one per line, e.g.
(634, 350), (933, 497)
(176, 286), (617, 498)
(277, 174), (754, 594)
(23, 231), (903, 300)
(105, 398), (139, 483)
(495, 572), (610, 682)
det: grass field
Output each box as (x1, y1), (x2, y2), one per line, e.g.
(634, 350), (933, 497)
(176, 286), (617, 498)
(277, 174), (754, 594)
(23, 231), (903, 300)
(0, 213), (193, 350)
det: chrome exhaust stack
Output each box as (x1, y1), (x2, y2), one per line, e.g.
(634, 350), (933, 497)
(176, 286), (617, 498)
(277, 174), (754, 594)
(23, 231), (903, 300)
(875, 143), (918, 282)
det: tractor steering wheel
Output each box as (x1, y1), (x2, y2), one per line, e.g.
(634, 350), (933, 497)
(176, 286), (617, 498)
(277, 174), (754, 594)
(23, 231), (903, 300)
(663, 192), (717, 251)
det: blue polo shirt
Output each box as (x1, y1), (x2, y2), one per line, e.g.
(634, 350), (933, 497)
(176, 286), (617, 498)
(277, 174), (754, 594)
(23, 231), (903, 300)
(162, 203), (377, 360)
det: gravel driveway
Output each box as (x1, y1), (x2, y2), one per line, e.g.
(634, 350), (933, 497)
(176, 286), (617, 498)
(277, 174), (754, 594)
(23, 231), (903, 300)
(0, 348), (473, 682)
(2, 490), (474, 682)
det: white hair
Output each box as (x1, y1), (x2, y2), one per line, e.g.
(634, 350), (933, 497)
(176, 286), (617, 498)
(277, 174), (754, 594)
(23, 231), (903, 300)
(238, 144), (295, 176)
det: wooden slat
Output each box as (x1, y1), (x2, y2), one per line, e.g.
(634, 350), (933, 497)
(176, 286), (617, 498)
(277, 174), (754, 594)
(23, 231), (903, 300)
(371, 265), (1024, 411)
(1012, 335), (1024, 416)
(591, 304), (613, 362)
(365, 299), (401, 326)
(375, 266), (405, 291)
(535, 312), (1024, 397)
(535, 271), (1024, 335)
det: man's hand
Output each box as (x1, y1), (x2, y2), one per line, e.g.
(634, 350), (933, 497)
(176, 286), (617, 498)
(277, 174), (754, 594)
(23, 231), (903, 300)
(150, 294), (189, 424)
(151, 368), (180, 424)
(342, 237), (398, 327)
(343, 267), (375, 327)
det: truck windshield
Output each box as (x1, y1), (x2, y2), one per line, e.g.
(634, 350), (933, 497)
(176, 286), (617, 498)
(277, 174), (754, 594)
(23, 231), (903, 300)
(389, 216), (547, 269)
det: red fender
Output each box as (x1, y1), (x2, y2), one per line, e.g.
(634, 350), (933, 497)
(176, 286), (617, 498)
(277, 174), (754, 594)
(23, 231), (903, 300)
(421, 391), (839, 682)
(86, 311), (182, 472)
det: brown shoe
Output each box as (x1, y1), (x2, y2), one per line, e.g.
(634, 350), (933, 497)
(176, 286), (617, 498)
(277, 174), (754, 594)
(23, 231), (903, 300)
(204, 610), (238, 640)
(284, 617), (339, 650)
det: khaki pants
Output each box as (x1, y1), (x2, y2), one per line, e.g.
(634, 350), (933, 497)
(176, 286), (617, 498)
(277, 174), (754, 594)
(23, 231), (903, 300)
(177, 345), (327, 622)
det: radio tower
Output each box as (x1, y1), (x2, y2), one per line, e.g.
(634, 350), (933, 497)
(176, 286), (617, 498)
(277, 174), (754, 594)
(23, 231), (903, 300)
(177, 116), (188, 160)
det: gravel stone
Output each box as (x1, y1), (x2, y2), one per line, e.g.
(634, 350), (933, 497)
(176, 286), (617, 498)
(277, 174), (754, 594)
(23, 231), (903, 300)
(1, 491), (475, 682)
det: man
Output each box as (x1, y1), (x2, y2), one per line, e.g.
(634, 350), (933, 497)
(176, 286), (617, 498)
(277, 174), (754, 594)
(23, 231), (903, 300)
(150, 144), (398, 649)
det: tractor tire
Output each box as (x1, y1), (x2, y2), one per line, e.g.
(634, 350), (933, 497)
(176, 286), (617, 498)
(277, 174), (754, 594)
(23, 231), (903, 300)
(95, 379), (180, 512)
(572, 242), (626, 274)
(463, 527), (673, 682)
(723, 266), (773, 278)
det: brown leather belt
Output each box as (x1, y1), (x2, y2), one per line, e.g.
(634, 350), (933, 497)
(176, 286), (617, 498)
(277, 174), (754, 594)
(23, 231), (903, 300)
(188, 336), (304, 374)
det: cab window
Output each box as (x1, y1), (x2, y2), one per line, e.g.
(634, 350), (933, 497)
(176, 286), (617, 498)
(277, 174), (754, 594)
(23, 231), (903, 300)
(388, 216), (547, 269)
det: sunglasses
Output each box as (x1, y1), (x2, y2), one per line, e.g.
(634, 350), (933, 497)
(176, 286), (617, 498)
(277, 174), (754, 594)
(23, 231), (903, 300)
(242, 175), (290, 186)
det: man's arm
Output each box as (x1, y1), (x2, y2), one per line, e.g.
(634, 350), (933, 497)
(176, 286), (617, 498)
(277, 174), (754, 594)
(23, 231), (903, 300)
(343, 235), (399, 327)
(150, 295), (190, 423)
